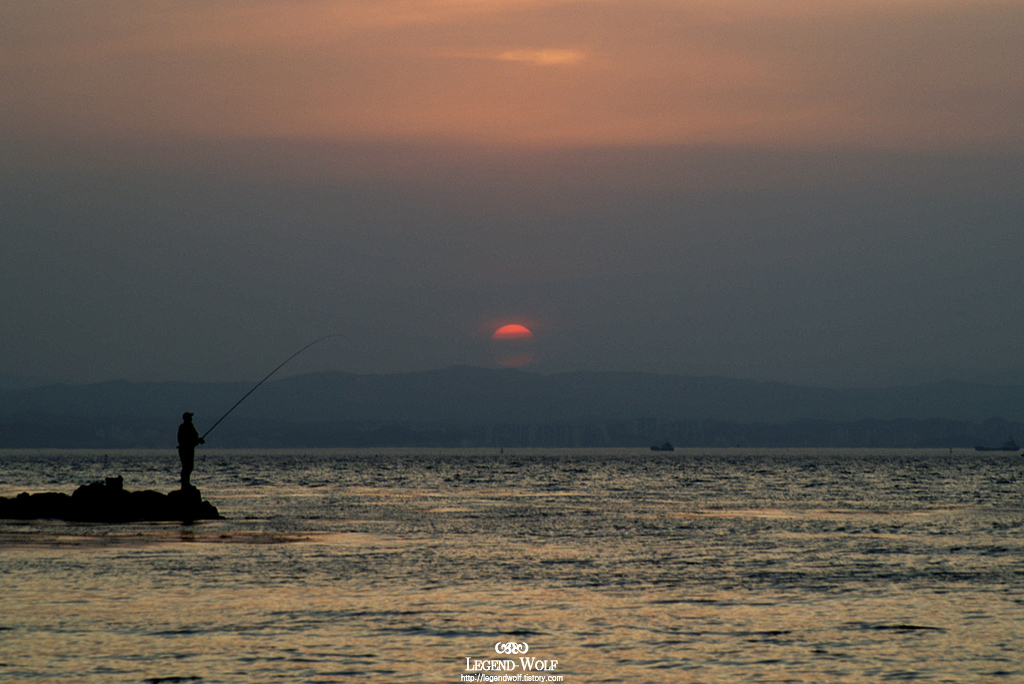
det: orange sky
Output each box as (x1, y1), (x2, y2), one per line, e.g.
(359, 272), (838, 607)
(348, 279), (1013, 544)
(3, 0), (1022, 152)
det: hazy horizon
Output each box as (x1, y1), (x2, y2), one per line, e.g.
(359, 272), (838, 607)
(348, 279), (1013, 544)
(5, 359), (1024, 394)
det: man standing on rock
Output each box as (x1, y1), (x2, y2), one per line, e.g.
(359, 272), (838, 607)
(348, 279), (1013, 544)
(177, 412), (204, 489)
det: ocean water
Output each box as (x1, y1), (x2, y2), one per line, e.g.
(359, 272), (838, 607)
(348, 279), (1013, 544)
(1, 448), (1022, 683)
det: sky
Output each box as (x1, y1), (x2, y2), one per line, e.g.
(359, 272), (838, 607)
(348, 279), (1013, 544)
(2, 0), (1023, 388)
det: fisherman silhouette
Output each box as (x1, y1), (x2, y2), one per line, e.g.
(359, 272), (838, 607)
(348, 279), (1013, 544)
(177, 412), (204, 490)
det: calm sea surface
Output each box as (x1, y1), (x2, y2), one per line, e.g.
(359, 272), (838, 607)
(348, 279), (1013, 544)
(1, 448), (1022, 683)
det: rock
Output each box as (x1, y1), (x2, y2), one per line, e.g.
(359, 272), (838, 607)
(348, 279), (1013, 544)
(2, 491), (73, 520)
(0, 477), (222, 522)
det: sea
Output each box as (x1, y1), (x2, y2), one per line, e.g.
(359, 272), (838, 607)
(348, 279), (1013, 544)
(1, 448), (1022, 683)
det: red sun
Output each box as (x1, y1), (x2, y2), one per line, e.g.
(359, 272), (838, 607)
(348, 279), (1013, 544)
(491, 324), (535, 367)
(492, 324), (534, 341)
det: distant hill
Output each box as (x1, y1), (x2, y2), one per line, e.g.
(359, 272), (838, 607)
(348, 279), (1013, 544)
(0, 367), (1022, 448)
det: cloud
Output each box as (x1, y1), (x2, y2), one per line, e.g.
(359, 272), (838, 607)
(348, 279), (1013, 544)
(494, 48), (586, 66)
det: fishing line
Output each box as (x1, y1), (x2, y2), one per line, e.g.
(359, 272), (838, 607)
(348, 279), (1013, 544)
(201, 334), (344, 440)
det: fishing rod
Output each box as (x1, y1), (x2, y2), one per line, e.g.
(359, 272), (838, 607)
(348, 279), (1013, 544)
(200, 334), (344, 441)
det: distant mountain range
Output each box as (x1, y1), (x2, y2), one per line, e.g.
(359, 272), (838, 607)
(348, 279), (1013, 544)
(1, 367), (1022, 448)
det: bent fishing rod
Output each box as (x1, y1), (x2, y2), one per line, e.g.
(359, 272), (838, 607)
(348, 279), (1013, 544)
(200, 334), (344, 441)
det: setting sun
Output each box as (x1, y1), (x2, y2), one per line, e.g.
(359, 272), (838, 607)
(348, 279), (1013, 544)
(491, 324), (535, 367)
(492, 324), (534, 341)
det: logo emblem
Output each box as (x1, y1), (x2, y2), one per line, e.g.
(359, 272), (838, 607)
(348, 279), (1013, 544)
(494, 641), (529, 655)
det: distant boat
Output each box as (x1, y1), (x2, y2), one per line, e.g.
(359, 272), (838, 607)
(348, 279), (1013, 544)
(974, 438), (1019, 452)
(650, 441), (674, 452)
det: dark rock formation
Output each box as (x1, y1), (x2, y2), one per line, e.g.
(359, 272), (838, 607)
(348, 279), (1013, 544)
(0, 476), (221, 522)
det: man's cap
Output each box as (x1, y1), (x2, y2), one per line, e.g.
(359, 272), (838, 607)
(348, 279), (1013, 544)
(182, 412), (193, 419)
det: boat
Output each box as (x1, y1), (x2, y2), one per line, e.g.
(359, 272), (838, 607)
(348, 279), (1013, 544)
(650, 441), (674, 452)
(974, 438), (1019, 452)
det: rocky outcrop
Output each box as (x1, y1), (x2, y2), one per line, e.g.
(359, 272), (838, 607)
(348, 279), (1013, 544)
(0, 476), (221, 522)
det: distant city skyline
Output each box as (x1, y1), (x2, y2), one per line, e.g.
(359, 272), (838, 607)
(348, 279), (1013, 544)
(2, 1), (1022, 388)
